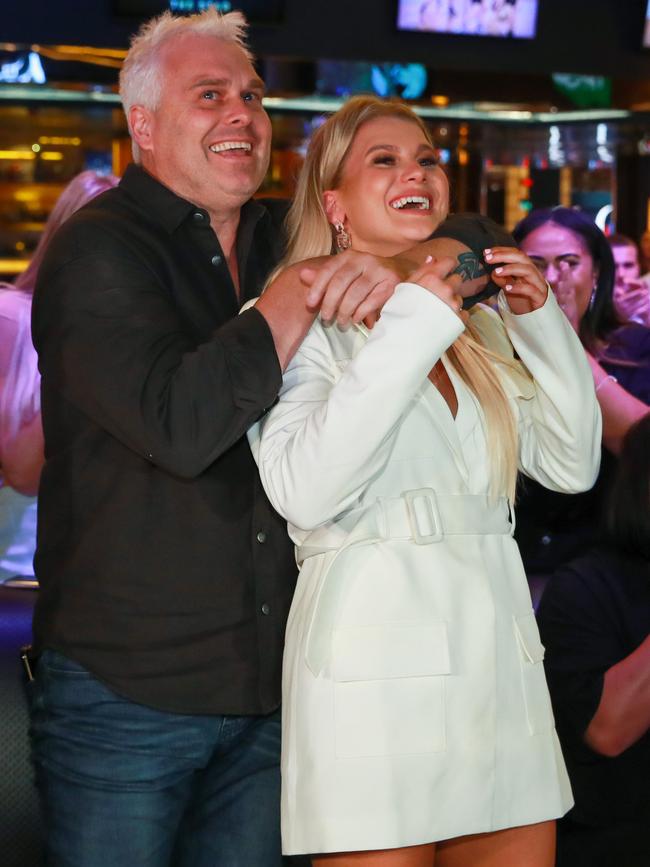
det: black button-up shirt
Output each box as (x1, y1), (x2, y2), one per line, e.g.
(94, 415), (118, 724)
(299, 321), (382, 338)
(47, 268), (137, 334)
(31, 164), (297, 715)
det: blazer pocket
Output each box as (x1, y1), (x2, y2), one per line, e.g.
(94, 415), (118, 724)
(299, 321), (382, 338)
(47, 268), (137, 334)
(513, 613), (555, 735)
(332, 622), (450, 758)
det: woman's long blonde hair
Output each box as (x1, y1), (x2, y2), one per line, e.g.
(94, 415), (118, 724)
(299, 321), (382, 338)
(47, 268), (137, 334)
(276, 95), (519, 501)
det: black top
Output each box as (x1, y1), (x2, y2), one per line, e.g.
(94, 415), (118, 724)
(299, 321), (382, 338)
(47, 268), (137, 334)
(31, 164), (297, 715)
(537, 546), (650, 828)
(515, 323), (650, 574)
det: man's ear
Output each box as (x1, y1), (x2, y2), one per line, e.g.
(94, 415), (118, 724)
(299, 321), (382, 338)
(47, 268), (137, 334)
(323, 190), (345, 226)
(129, 105), (154, 155)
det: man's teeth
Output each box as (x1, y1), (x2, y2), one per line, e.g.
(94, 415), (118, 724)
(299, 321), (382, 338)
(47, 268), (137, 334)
(209, 141), (252, 153)
(391, 196), (430, 210)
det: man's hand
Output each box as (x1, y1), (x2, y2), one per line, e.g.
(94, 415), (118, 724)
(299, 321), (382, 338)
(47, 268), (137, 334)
(256, 252), (411, 371)
(300, 250), (408, 326)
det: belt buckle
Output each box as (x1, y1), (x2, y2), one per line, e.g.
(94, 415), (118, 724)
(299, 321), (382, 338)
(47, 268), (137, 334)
(403, 488), (443, 544)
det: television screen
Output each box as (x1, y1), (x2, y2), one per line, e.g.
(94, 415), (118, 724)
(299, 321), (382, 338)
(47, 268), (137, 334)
(644, 0), (650, 48)
(316, 60), (428, 100)
(113, 0), (283, 24)
(396, 0), (539, 39)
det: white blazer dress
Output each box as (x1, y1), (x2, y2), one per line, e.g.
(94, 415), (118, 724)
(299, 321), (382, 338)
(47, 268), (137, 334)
(247, 282), (602, 855)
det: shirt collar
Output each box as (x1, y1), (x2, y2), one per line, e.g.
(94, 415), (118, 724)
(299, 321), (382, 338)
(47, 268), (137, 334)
(118, 163), (268, 237)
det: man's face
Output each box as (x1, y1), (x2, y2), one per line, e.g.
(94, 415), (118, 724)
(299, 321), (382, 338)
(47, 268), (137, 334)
(612, 243), (640, 291)
(137, 34), (272, 218)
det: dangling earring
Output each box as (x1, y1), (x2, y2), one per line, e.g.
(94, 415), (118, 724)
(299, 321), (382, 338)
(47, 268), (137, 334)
(334, 221), (351, 253)
(589, 277), (597, 311)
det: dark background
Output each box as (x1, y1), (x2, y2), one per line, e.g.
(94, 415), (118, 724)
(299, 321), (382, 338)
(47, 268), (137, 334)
(5, 0), (650, 79)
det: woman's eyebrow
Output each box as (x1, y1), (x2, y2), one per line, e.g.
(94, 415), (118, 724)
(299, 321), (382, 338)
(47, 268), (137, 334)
(528, 252), (580, 259)
(365, 143), (434, 156)
(365, 144), (398, 155)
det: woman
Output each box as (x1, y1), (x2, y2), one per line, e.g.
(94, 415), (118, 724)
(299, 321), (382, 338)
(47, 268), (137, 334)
(0, 170), (116, 582)
(537, 414), (650, 867)
(249, 97), (601, 866)
(512, 208), (650, 580)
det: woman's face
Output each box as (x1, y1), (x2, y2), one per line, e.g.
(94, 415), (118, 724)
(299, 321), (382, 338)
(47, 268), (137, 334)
(325, 116), (449, 258)
(519, 222), (597, 321)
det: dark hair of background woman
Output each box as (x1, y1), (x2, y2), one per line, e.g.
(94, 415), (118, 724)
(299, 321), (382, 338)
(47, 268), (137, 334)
(606, 414), (650, 560)
(513, 207), (619, 354)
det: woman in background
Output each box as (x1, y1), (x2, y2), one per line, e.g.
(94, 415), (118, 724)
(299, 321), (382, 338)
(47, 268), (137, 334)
(249, 96), (601, 866)
(0, 171), (117, 582)
(511, 207), (650, 588)
(537, 414), (650, 867)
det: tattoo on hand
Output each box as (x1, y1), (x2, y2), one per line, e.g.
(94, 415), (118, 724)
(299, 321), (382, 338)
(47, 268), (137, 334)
(450, 252), (487, 282)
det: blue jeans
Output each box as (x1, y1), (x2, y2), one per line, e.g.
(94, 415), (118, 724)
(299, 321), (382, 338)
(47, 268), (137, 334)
(28, 650), (283, 867)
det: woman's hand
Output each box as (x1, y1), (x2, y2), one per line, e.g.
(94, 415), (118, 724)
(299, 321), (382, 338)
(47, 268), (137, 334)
(484, 246), (549, 315)
(551, 260), (581, 331)
(408, 256), (468, 325)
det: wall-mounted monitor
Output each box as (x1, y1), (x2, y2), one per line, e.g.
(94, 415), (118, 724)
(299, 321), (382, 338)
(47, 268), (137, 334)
(643, 0), (650, 48)
(316, 60), (428, 100)
(396, 0), (539, 39)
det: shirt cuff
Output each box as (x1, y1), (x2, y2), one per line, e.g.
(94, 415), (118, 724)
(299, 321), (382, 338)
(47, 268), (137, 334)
(218, 306), (283, 412)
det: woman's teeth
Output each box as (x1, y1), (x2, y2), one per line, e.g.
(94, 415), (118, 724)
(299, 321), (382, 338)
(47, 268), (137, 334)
(390, 196), (430, 210)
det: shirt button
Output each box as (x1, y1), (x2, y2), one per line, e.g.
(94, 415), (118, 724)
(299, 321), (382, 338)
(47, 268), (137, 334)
(261, 603), (271, 616)
(211, 254), (222, 267)
(256, 530), (267, 544)
(541, 534), (552, 546)
(192, 211), (206, 223)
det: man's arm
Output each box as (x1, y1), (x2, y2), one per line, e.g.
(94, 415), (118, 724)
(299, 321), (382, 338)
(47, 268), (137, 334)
(254, 255), (401, 370)
(33, 240), (283, 480)
(255, 232), (491, 371)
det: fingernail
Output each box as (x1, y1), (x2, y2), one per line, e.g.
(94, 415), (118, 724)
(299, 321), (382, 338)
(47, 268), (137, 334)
(425, 254), (433, 263)
(484, 248), (492, 255)
(505, 284), (513, 292)
(495, 267), (503, 274)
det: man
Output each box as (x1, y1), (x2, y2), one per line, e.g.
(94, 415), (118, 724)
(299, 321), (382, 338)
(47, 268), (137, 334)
(609, 233), (650, 327)
(28, 9), (404, 867)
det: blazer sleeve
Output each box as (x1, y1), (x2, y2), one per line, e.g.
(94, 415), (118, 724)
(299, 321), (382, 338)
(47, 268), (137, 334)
(495, 288), (602, 493)
(249, 282), (465, 530)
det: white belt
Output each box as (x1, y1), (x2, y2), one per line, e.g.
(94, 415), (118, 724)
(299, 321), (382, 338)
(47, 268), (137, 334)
(297, 489), (513, 564)
(379, 489), (512, 543)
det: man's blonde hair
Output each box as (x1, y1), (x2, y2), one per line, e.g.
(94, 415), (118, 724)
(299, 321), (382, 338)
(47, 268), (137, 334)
(275, 95), (520, 501)
(119, 8), (253, 162)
